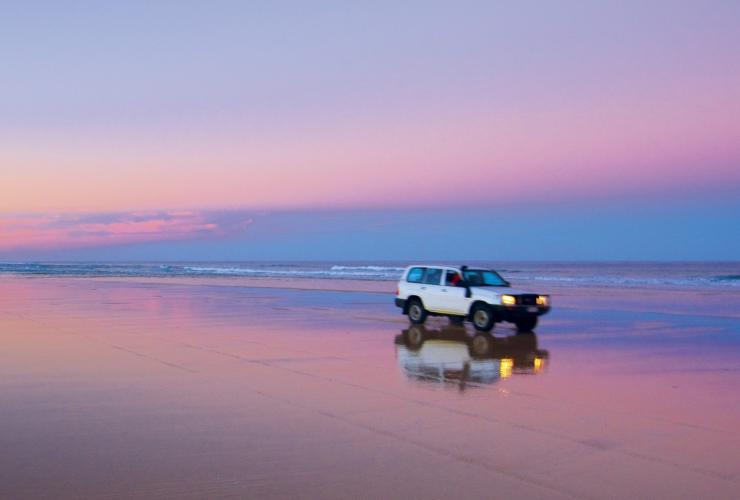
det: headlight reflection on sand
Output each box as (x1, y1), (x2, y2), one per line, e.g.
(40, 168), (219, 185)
(534, 357), (545, 373)
(500, 358), (514, 378)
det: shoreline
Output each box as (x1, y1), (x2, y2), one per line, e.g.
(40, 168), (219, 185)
(6, 272), (740, 292)
(4, 274), (740, 319)
(32, 275), (397, 294)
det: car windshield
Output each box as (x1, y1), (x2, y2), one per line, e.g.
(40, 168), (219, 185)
(462, 269), (509, 287)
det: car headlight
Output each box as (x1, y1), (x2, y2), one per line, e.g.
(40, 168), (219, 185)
(536, 295), (549, 306)
(501, 294), (517, 306)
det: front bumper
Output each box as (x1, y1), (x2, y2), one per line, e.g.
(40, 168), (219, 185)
(493, 304), (550, 320)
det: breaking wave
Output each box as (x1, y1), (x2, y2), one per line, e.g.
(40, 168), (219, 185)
(1, 262), (739, 288)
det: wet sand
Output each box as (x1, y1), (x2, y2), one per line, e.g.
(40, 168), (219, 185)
(1, 276), (739, 499)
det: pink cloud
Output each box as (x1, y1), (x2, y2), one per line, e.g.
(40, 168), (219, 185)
(0, 211), (253, 251)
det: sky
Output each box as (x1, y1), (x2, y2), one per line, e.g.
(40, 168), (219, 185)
(1, 1), (739, 260)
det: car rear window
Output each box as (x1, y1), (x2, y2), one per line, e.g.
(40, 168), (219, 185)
(423, 268), (443, 285)
(406, 267), (424, 283)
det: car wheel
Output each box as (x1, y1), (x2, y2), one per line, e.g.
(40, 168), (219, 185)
(470, 333), (492, 357)
(471, 304), (495, 332)
(516, 316), (538, 333)
(407, 299), (428, 324)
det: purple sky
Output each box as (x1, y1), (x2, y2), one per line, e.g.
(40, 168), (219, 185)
(1, 1), (739, 259)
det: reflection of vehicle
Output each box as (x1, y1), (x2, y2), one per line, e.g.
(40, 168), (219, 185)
(395, 325), (549, 390)
(394, 265), (550, 332)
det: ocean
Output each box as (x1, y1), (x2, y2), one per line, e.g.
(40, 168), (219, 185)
(1, 261), (739, 289)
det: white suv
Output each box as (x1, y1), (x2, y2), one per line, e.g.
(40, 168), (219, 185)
(395, 265), (550, 332)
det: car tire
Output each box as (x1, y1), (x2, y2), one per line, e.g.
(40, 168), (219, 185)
(516, 316), (538, 333)
(471, 304), (495, 332)
(407, 299), (428, 325)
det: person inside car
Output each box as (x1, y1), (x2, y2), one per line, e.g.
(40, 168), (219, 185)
(446, 270), (464, 287)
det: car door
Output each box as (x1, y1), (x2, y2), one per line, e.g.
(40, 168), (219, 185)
(440, 268), (470, 315)
(402, 266), (426, 299)
(420, 267), (445, 311)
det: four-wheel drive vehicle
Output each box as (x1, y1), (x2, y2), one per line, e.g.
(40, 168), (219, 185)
(394, 265), (550, 332)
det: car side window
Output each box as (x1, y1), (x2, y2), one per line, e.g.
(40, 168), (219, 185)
(445, 270), (462, 286)
(406, 267), (425, 283)
(423, 268), (443, 285)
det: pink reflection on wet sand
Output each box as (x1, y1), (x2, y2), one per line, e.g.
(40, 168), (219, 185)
(1, 277), (739, 498)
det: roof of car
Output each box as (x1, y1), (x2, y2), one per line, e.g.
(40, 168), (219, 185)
(406, 264), (459, 269)
(406, 265), (498, 273)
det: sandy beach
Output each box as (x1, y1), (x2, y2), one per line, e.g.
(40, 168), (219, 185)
(1, 276), (739, 499)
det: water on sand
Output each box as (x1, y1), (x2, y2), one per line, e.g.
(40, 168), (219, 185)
(1, 277), (738, 499)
